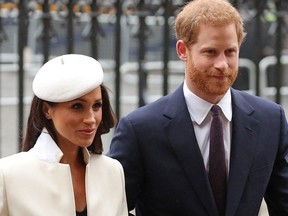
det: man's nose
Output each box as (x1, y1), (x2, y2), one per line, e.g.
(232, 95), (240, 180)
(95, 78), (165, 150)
(214, 54), (228, 70)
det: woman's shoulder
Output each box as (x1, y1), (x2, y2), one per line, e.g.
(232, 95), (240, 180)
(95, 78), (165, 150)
(89, 154), (123, 172)
(0, 152), (33, 172)
(88, 154), (125, 185)
(0, 152), (29, 163)
(90, 154), (121, 165)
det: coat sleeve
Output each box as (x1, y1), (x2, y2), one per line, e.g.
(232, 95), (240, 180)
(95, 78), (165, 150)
(115, 159), (129, 216)
(107, 116), (144, 213)
(264, 107), (288, 215)
(0, 167), (9, 216)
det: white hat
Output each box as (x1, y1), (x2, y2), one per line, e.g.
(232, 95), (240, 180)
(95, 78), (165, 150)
(32, 54), (103, 102)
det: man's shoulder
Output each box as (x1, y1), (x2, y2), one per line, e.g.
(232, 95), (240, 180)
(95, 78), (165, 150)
(128, 85), (184, 117)
(232, 89), (282, 110)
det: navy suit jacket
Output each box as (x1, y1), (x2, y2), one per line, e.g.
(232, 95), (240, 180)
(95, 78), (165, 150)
(108, 84), (288, 216)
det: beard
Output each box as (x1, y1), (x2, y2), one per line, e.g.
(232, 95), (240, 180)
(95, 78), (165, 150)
(187, 61), (238, 96)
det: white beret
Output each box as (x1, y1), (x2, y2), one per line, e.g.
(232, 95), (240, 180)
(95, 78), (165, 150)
(32, 54), (103, 102)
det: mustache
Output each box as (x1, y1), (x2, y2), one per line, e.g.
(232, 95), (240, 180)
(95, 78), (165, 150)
(207, 68), (236, 76)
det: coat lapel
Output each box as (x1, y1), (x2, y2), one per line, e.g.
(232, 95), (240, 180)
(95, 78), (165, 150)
(226, 89), (260, 216)
(163, 85), (218, 215)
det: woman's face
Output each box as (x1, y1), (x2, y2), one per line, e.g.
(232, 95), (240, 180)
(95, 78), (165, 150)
(43, 87), (102, 150)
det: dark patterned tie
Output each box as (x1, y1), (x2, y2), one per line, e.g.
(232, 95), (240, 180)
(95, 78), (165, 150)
(209, 105), (227, 215)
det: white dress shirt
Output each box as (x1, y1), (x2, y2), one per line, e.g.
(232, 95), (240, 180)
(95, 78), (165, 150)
(183, 81), (232, 175)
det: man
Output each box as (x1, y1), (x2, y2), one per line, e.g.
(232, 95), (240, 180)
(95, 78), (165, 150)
(108, 0), (288, 215)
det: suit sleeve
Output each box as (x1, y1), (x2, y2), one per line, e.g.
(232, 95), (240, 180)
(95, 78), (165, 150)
(107, 116), (144, 213)
(0, 167), (9, 216)
(265, 107), (288, 215)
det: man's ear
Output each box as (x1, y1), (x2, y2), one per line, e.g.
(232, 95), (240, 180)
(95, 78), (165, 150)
(176, 40), (188, 61)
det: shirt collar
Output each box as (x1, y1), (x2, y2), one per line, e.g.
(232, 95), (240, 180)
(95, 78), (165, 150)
(30, 129), (90, 164)
(183, 81), (232, 125)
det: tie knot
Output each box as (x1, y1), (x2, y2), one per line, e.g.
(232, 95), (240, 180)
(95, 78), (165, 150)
(211, 105), (221, 117)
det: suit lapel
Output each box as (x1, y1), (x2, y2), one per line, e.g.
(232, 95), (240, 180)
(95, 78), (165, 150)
(226, 89), (260, 216)
(163, 85), (218, 215)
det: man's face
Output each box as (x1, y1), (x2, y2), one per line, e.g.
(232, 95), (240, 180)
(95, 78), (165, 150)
(177, 23), (240, 103)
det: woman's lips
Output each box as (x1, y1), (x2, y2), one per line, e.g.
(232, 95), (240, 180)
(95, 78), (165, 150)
(79, 129), (96, 135)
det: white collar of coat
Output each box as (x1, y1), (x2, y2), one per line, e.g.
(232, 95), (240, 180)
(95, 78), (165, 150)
(30, 128), (91, 164)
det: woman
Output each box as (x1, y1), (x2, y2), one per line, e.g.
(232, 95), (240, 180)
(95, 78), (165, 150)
(0, 54), (128, 216)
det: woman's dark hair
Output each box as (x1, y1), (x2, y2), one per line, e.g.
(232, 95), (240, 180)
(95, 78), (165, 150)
(21, 84), (117, 154)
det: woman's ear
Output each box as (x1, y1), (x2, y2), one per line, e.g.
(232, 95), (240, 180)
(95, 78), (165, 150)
(176, 40), (188, 61)
(42, 102), (51, 119)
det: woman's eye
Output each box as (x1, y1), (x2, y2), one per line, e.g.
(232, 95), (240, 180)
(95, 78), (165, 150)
(72, 103), (83, 109)
(93, 102), (102, 110)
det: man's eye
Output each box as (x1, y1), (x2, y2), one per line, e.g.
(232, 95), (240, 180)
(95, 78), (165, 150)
(226, 49), (237, 55)
(205, 50), (216, 55)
